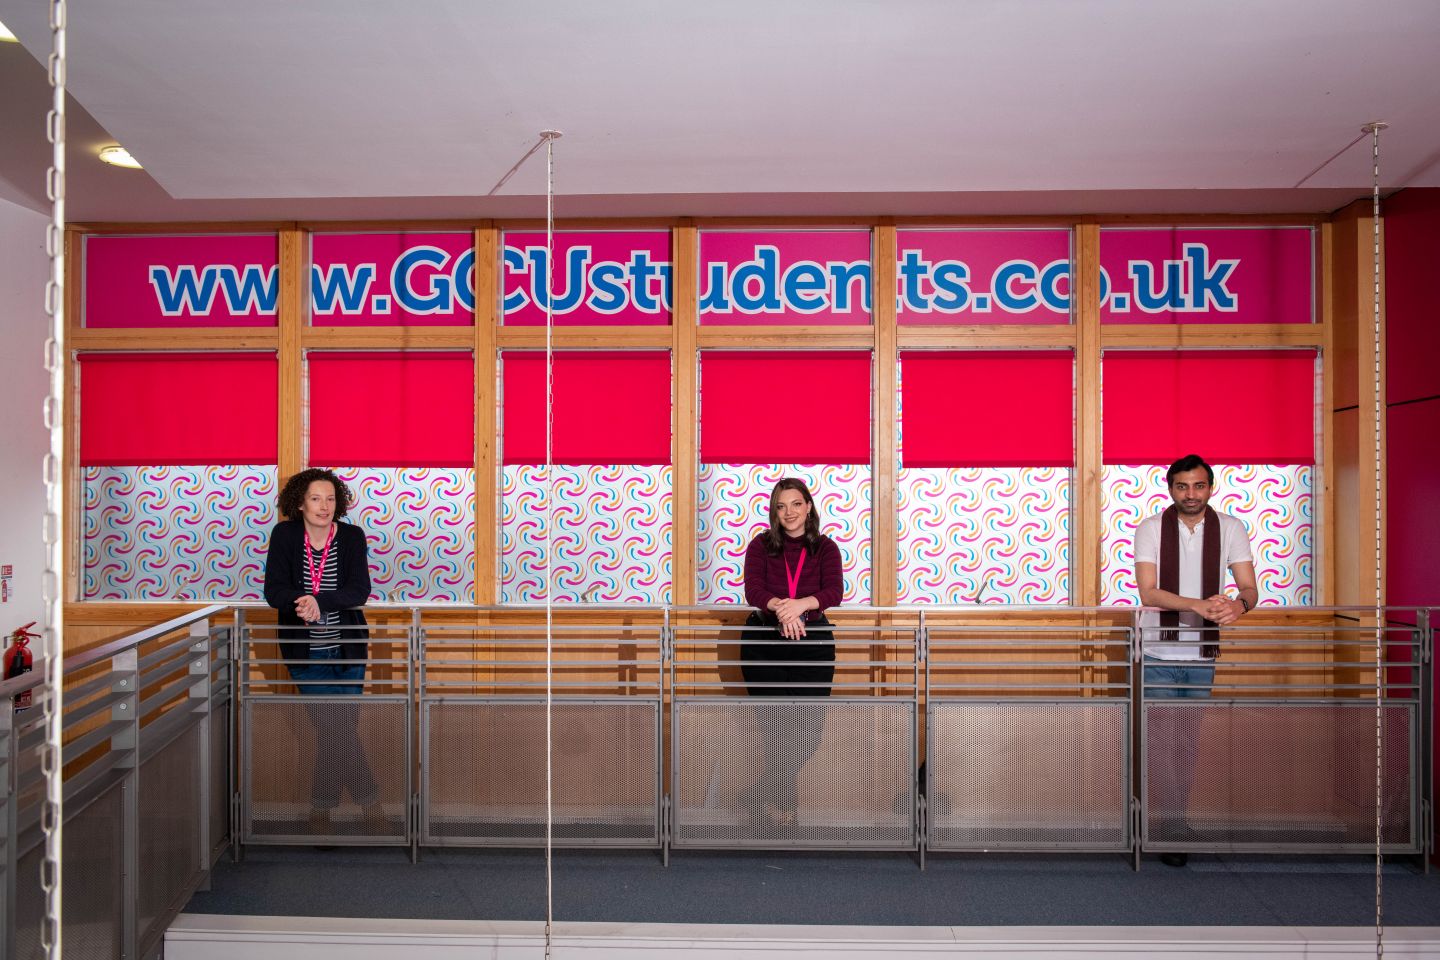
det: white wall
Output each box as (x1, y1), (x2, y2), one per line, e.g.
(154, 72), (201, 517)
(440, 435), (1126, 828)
(0, 197), (52, 654)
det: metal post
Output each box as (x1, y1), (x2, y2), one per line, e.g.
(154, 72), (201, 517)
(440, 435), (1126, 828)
(1131, 607), (1143, 870)
(1, 703), (16, 960)
(112, 648), (140, 960)
(917, 610), (927, 870)
(410, 607), (422, 864)
(1422, 608), (1434, 872)
(227, 607), (244, 863)
(189, 620), (213, 890)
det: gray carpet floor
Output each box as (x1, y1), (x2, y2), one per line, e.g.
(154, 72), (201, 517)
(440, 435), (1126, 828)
(183, 847), (1440, 927)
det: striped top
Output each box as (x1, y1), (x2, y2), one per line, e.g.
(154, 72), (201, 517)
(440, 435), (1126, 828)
(303, 535), (342, 648)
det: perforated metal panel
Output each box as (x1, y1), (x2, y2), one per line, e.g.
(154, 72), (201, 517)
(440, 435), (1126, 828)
(139, 725), (202, 947)
(927, 701), (1129, 851)
(423, 699), (660, 846)
(244, 697), (409, 842)
(1143, 702), (1417, 851)
(210, 702), (231, 858)
(673, 699), (915, 849)
(14, 784), (125, 960)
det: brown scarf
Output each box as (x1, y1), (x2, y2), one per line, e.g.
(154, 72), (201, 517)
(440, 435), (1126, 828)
(1159, 504), (1221, 659)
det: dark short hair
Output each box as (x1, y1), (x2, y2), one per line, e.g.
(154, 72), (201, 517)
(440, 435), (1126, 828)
(1165, 454), (1214, 487)
(277, 468), (354, 522)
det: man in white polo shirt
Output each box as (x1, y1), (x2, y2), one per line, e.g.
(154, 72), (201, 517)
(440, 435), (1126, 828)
(1134, 454), (1258, 867)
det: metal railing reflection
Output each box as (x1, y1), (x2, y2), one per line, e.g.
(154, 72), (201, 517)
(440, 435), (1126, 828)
(669, 617), (920, 853)
(1139, 611), (1428, 856)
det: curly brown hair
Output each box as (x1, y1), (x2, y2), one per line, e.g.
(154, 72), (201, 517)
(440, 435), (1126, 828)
(276, 468), (354, 522)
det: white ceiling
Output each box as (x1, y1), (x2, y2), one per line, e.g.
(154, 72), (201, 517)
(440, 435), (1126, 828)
(1, 0), (1437, 220)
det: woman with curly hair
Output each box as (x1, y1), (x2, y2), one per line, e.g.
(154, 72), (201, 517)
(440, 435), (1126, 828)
(263, 468), (384, 834)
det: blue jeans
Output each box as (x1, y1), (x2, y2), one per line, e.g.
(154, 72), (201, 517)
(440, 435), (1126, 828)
(287, 645), (365, 695)
(286, 646), (376, 810)
(1144, 658), (1215, 827)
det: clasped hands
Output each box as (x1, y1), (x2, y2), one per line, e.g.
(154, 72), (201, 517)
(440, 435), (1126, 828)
(1194, 594), (1246, 626)
(768, 596), (819, 640)
(294, 594), (322, 623)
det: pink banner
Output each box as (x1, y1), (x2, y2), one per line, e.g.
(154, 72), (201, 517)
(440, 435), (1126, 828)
(897, 229), (1071, 324)
(503, 231), (671, 326)
(83, 234), (279, 328)
(699, 230), (872, 325)
(1100, 227), (1313, 324)
(310, 232), (474, 327)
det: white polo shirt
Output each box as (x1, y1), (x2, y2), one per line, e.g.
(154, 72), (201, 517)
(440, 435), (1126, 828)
(1133, 510), (1255, 661)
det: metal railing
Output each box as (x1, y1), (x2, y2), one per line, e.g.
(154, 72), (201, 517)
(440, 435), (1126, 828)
(1138, 610), (1430, 857)
(669, 618), (921, 854)
(2, 603), (1433, 954)
(2, 604), (232, 960)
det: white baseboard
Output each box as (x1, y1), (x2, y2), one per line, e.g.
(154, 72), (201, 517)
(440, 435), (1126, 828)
(166, 915), (1440, 960)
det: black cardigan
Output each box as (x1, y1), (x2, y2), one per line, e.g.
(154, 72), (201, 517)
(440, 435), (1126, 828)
(263, 519), (371, 663)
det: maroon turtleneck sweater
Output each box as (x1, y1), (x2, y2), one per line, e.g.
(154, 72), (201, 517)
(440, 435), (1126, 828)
(743, 532), (845, 621)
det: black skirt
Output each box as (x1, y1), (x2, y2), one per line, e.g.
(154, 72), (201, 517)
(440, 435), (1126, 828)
(739, 610), (835, 697)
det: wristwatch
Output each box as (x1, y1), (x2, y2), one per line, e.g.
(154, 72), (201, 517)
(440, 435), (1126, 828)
(1238, 596), (1252, 613)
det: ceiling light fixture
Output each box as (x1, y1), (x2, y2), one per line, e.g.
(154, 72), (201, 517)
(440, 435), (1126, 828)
(98, 145), (143, 169)
(0, 20), (20, 42)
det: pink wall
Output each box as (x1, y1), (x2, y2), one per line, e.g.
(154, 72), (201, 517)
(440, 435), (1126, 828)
(1382, 187), (1440, 865)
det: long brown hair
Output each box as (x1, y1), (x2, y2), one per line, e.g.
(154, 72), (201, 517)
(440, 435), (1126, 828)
(763, 478), (821, 555)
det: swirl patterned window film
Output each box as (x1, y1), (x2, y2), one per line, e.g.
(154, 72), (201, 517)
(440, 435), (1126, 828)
(1100, 464), (1313, 605)
(697, 351), (872, 605)
(79, 353), (279, 600)
(500, 351), (673, 603)
(896, 352), (1073, 604)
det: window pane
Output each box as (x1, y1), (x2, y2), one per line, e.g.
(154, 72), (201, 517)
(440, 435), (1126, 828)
(696, 463), (871, 605)
(1101, 464), (1313, 605)
(83, 466), (275, 600)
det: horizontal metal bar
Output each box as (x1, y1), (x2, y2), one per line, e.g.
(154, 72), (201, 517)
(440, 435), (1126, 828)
(65, 603), (228, 672)
(426, 658), (664, 669)
(136, 633), (204, 673)
(59, 687), (132, 730)
(138, 700), (207, 764)
(925, 661), (1132, 669)
(61, 720), (133, 764)
(138, 673), (207, 718)
(243, 657), (410, 667)
(928, 682), (1132, 691)
(421, 680), (671, 691)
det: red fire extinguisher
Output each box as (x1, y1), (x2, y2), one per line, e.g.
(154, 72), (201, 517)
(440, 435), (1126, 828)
(4, 622), (39, 711)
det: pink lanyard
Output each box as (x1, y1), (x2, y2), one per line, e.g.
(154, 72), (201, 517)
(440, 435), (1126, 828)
(783, 549), (806, 599)
(304, 525), (337, 596)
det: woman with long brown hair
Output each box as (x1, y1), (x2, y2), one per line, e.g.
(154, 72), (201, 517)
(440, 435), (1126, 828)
(740, 478), (845, 829)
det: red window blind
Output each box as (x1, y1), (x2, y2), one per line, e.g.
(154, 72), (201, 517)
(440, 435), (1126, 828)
(901, 351), (1073, 467)
(700, 351), (871, 464)
(1103, 350), (1316, 464)
(309, 352), (474, 467)
(79, 353), (278, 466)
(503, 351), (671, 465)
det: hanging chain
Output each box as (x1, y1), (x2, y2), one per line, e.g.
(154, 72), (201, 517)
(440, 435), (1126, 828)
(541, 127), (561, 960)
(1364, 119), (1388, 960)
(40, 2), (69, 958)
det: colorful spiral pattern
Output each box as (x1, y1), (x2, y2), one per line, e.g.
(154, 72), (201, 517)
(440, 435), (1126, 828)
(1100, 464), (1313, 605)
(896, 468), (1070, 604)
(696, 464), (871, 604)
(83, 466), (275, 600)
(500, 465), (672, 603)
(334, 467), (476, 603)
